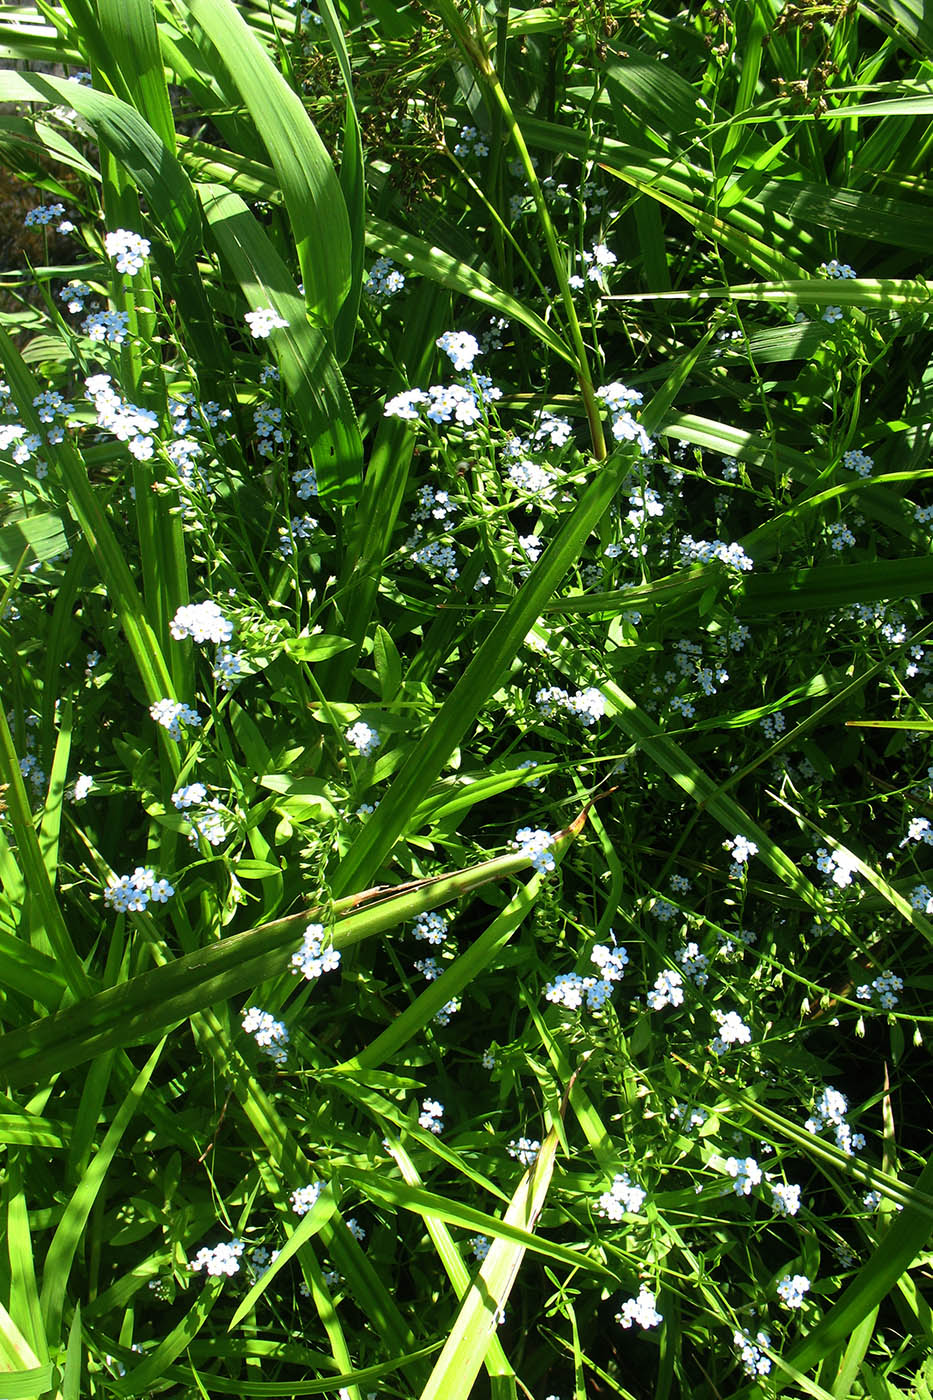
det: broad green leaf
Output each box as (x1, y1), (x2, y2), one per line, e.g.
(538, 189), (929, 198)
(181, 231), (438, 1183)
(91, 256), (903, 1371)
(0, 848), (536, 1086)
(182, 0), (350, 325)
(96, 0), (176, 149)
(0, 1365), (55, 1398)
(0, 513), (69, 572)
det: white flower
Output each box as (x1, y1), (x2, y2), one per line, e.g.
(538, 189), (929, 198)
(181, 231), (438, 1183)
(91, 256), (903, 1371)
(346, 721), (380, 756)
(418, 1098), (444, 1134)
(190, 1239), (245, 1276)
(711, 1009), (751, 1056)
(511, 827), (555, 874)
(245, 307), (289, 338)
(776, 1273), (810, 1308)
(436, 330), (480, 372)
(615, 1285), (663, 1329)
(508, 1137), (540, 1166)
(290, 1181), (324, 1215)
(597, 1172), (646, 1220)
(170, 601), (234, 645)
(725, 1155), (761, 1195)
(290, 923), (341, 981)
(647, 969), (684, 1010)
(771, 1182), (802, 1216)
(104, 229), (151, 275)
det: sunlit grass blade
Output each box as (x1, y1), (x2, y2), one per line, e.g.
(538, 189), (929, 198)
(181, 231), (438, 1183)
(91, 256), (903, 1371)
(95, 0), (176, 149)
(367, 216), (575, 367)
(3, 1156), (48, 1366)
(417, 1128), (559, 1400)
(340, 1166), (612, 1279)
(384, 1135), (516, 1397)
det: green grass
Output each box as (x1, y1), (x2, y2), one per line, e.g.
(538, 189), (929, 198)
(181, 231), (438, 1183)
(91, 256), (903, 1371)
(0, 0), (932, 1396)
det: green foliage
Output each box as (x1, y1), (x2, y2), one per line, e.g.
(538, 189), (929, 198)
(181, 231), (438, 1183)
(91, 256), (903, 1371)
(0, 0), (933, 1396)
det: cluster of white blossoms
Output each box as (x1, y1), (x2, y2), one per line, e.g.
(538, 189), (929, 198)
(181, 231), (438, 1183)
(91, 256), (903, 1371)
(290, 923), (341, 981)
(418, 1098), (444, 1134)
(815, 844), (860, 887)
(646, 968), (684, 1010)
(910, 883), (933, 914)
(680, 535), (754, 571)
(59, 278), (92, 314)
(596, 1172), (646, 1220)
(104, 229), (151, 275)
(843, 447), (873, 476)
(413, 911), (448, 945)
(901, 815), (933, 846)
(734, 1327), (772, 1377)
(511, 827), (556, 874)
(805, 1085), (865, 1156)
(776, 1273), (811, 1309)
(244, 307), (289, 339)
(470, 1234), (490, 1261)
(508, 1137), (540, 1166)
(290, 1181), (324, 1216)
(569, 242), (617, 290)
(24, 201), (73, 231)
(723, 834), (758, 879)
(711, 1008), (752, 1057)
(436, 330), (480, 371)
(86, 374), (159, 459)
(827, 520), (856, 551)
(452, 124), (489, 158)
(364, 255), (405, 298)
(242, 1006), (289, 1066)
(545, 940), (627, 1013)
(150, 698), (202, 741)
(346, 720), (381, 756)
(771, 1181), (802, 1216)
(172, 782), (207, 810)
(190, 1239), (245, 1277)
(725, 1155), (762, 1196)
(615, 1285), (663, 1329)
(675, 942), (709, 987)
(596, 382), (653, 455)
(385, 376), (500, 428)
(532, 412), (573, 448)
(103, 867), (174, 912)
(292, 466), (318, 498)
(670, 1102), (707, 1132)
(170, 600), (235, 645)
(535, 684), (607, 727)
(821, 259), (857, 279)
(508, 456), (557, 498)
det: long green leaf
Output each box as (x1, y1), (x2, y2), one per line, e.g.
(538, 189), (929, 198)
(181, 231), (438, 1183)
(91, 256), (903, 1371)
(198, 182), (362, 505)
(417, 1129), (559, 1400)
(39, 1040), (165, 1346)
(181, 0), (350, 325)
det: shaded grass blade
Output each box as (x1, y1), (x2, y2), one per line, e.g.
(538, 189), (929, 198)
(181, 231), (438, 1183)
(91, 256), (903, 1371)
(198, 182), (362, 505)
